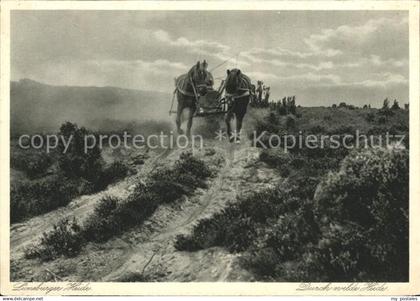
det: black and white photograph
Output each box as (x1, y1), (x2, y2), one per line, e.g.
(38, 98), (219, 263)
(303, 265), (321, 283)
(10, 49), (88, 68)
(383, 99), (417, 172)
(1, 0), (419, 296)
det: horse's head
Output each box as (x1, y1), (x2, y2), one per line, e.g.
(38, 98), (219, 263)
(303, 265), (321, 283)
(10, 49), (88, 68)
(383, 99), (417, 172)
(225, 69), (243, 94)
(188, 60), (213, 96)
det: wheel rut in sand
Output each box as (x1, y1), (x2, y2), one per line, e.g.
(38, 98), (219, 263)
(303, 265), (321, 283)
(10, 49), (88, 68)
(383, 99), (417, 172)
(101, 142), (278, 282)
(11, 142), (280, 282)
(10, 148), (172, 260)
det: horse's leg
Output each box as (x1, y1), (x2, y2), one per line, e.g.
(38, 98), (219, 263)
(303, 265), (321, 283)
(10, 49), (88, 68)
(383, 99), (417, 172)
(186, 106), (194, 137)
(176, 99), (184, 135)
(234, 98), (248, 143)
(234, 113), (242, 143)
(225, 110), (234, 142)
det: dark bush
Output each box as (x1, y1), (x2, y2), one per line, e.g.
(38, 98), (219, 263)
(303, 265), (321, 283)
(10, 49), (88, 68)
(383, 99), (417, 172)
(114, 191), (159, 228)
(254, 113), (281, 135)
(259, 149), (291, 169)
(95, 161), (129, 190)
(57, 122), (104, 182)
(177, 143), (408, 282)
(11, 123), (131, 224)
(241, 247), (280, 279)
(147, 173), (189, 203)
(85, 153), (211, 242)
(82, 196), (121, 242)
(309, 148), (409, 281)
(117, 272), (150, 282)
(10, 122), (119, 223)
(175, 186), (302, 253)
(25, 218), (84, 261)
(377, 116), (387, 124)
(308, 124), (326, 134)
(330, 125), (355, 135)
(175, 207), (257, 253)
(315, 149), (408, 226)
(261, 206), (318, 260)
(323, 115), (332, 121)
(77, 152), (212, 249)
(285, 114), (296, 130)
(176, 152), (212, 179)
(83, 190), (159, 242)
(11, 151), (53, 179)
(365, 113), (375, 122)
(147, 153), (211, 203)
(11, 174), (80, 223)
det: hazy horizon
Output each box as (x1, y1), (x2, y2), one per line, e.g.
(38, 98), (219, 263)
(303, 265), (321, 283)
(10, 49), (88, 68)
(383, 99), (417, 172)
(11, 76), (408, 109)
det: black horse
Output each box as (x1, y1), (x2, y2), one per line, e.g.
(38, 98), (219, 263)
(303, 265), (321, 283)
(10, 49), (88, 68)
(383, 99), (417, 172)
(174, 60), (214, 136)
(224, 69), (252, 143)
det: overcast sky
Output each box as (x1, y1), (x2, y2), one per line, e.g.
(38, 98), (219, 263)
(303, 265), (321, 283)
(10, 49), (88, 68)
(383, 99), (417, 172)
(11, 10), (408, 107)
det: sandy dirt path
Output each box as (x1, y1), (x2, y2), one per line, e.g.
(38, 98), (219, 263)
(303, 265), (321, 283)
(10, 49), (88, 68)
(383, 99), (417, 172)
(11, 140), (280, 282)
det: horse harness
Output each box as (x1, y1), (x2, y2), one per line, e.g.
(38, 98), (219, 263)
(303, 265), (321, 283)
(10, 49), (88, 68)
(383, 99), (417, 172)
(224, 76), (253, 107)
(169, 72), (252, 115)
(169, 74), (203, 115)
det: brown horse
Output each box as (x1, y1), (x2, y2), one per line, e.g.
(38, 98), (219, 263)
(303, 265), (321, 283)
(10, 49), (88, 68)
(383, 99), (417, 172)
(175, 60), (214, 136)
(224, 69), (252, 143)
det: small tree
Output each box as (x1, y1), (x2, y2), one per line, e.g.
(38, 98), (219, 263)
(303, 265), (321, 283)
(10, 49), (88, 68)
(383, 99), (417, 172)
(382, 98), (389, 110)
(379, 98), (394, 116)
(289, 96), (297, 115)
(57, 122), (103, 182)
(391, 99), (400, 110)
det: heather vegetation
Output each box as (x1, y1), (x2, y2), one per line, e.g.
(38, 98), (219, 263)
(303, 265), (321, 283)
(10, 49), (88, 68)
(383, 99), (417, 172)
(12, 97), (409, 281)
(25, 152), (213, 261)
(82, 152), (212, 243)
(11, 149), (54, 179)
(176, 104), (409, 281)
(11, 122), (129, 223)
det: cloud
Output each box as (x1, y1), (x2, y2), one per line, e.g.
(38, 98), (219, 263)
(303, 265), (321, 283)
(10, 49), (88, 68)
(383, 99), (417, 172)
(153, 29), (236, 63)
(368, 55), (407, 68)
(247, 71), (341, 86)
(304, 16), (408, 60)
(240, 54), (358, 72)
(87, 58), (188, 74)
(11, 11), (409, 107)
(280, 73), (341, 85)
(236, 14), (408, 94)
(240, 47), (316, 62)
(247, 71), (280, 81)
(154, 30), (229, 53)
(239, 46), (340, 69)
(240, 52), (336, 71)
(349, 72), (408, 88)
(240, 15), (408, 73)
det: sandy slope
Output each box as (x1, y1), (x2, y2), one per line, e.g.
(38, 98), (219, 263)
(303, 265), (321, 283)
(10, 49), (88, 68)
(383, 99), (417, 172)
(10, 140), (281, 282)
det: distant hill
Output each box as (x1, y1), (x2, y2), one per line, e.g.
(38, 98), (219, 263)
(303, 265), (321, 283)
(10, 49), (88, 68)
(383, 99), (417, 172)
(11, 79), (172, 134)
